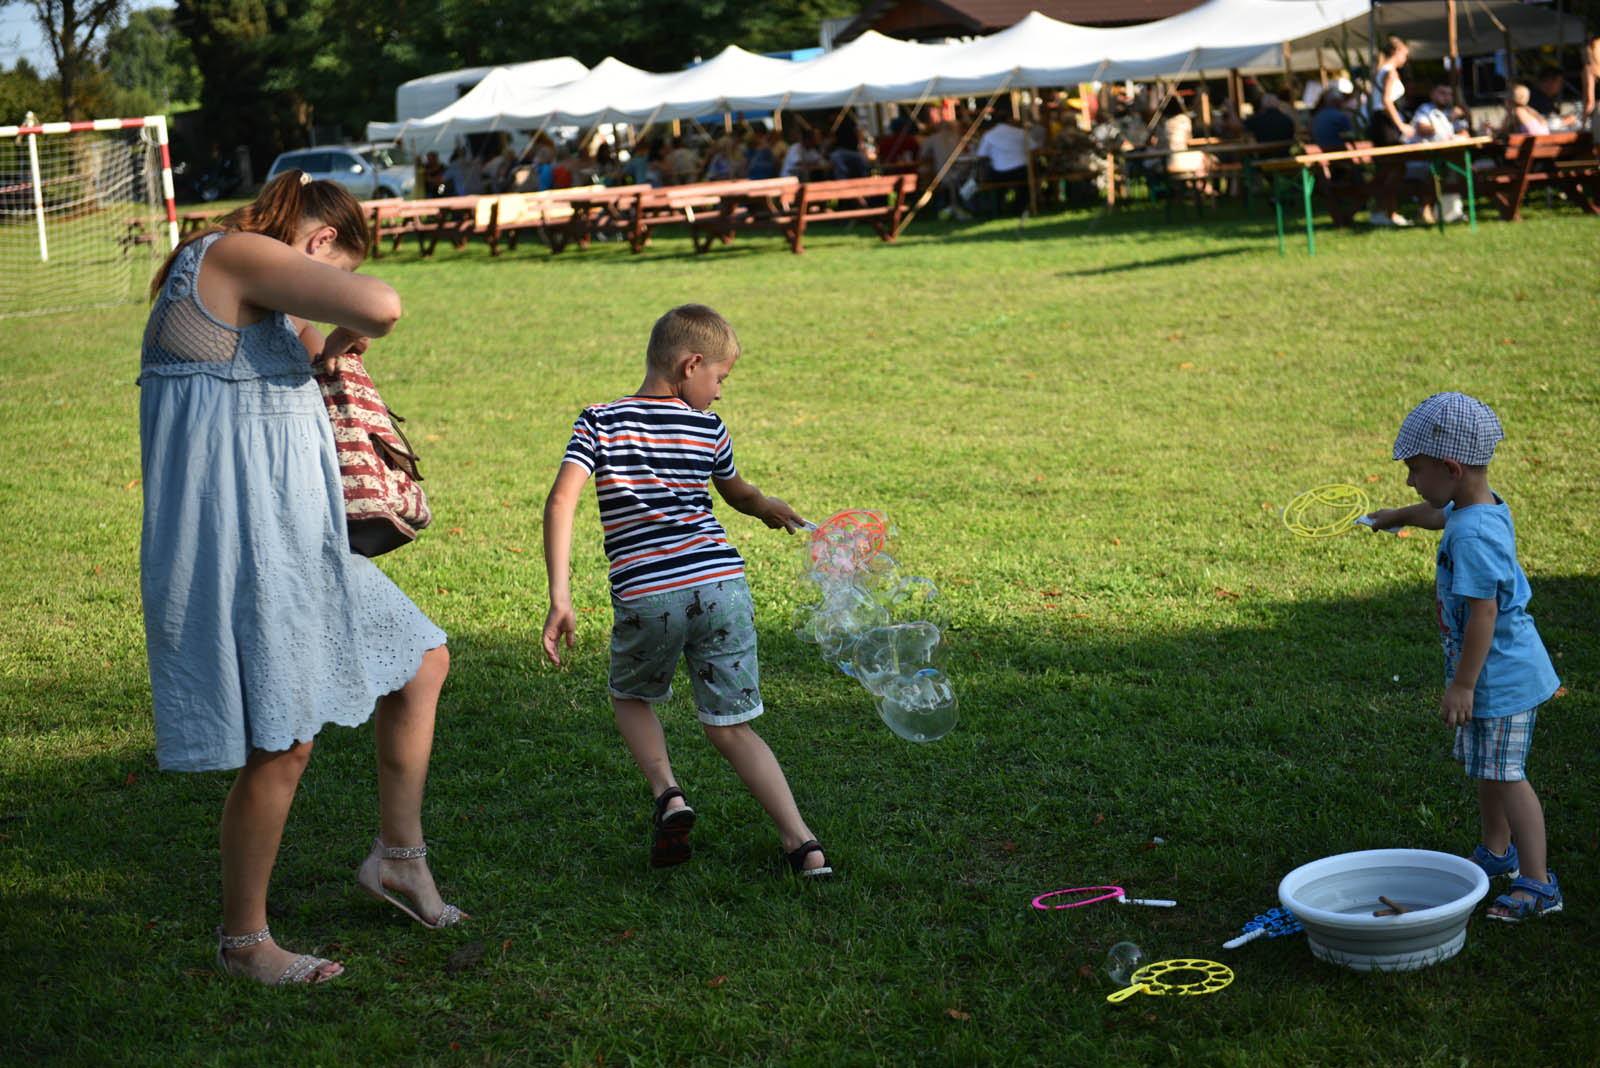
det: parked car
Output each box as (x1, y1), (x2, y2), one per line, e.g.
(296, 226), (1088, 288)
(172, 155), (244, 203)
(264, 143), (415, 199)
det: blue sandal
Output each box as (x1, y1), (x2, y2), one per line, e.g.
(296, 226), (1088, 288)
(1487, 871), (1562, 922)
(1470, 842), (1519, 880)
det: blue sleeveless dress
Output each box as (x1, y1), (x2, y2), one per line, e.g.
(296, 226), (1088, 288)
(138, 233), (446, 771)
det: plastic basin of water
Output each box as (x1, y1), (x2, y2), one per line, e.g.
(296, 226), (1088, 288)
(1278, 848), (1490, 972)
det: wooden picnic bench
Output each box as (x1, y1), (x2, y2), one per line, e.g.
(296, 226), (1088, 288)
(1482, 131), (1599, 221)
(120, 207), (225, 252)
(484, 185), (623, 254)
(614, 179), (781, 253)
(690, 172), (915, 254)
(541, 184), (660, 254)
(366, 195), (484, 258)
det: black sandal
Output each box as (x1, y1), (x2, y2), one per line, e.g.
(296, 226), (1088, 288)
(782, 839), (833, 878)
(650, 787), (696, 868)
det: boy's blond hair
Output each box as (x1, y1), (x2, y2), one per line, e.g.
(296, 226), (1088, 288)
(646, 304), (741, 372)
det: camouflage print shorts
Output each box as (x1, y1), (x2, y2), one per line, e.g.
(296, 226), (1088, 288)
(609, 577), (763, 726)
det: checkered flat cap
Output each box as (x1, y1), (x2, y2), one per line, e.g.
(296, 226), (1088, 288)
(1393, 392), (1504, 465)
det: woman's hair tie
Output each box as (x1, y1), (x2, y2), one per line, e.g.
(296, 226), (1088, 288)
(300, 171), (313, 186)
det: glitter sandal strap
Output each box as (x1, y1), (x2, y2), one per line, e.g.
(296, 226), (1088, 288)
(216, 924), (272, 951)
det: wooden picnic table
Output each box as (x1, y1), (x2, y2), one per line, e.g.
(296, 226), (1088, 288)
(366, 195), (484, 258)
(689, 173), (912, 254)
(542, 184), (654, 253)
(1257, 136), (1492, 256)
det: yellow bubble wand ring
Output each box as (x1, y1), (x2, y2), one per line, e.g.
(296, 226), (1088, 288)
(1106, 958), (1235, 1003)
(1281, 483), (1370, 539)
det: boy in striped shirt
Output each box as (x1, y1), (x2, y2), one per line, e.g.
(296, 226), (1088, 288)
(541, 304), (831, 877)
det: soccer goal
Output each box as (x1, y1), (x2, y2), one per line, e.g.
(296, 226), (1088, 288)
(0, 112), (178, 320)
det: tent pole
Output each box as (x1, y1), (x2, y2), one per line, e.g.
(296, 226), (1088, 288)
(1368, 2), (1377, 105)
(1447, 1), (1464, 118)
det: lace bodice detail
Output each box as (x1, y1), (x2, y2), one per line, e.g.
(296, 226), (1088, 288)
(139, 233), (312, 383)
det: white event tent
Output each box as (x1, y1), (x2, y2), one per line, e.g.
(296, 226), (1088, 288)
(371, 0), (1575, 148)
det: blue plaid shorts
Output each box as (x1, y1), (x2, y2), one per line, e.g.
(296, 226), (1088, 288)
(1453, 708), (1536, 782)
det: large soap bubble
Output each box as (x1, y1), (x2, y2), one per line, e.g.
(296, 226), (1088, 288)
(793, 510), (956, 742)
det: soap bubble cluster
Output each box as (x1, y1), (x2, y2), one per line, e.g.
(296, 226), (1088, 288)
(792, 509), (957, 743)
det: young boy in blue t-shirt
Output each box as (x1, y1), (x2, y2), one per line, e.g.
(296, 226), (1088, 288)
(540, 304), (831, 877)
(1368, 392), (1563, 921)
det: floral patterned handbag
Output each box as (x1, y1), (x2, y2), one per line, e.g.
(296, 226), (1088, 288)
(317, 353), (431, 557)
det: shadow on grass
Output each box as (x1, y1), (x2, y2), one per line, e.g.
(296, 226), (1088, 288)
(2, 575), (1596, 1059)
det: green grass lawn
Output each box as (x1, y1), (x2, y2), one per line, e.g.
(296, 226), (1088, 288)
(2, 200), (1597, 1066)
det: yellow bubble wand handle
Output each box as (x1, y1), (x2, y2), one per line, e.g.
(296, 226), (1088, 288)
(1105, 982), (1152, 1004)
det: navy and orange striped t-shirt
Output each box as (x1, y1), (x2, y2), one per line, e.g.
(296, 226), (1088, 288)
(562, 395), (744, 600)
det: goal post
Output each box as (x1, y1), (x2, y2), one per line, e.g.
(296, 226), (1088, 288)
(0, 112), (179, 319)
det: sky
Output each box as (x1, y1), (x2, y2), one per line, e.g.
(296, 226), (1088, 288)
(1, 0), (165, 74)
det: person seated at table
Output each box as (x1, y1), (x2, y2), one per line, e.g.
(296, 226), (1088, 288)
(1586, 34), (1600, 142)
(1498, 83), (1551, 137)
(829, 115), (870, 179)
(1243, 94), (1297, 153)
(744, 124), (779, 180)
(593, 143), (624, 186)
(1154, 97), (1210, 184)
(1209, 100), (1244, 141)
(877, 116), (920, 167)
(1525, 67), (1567, 126)
(1311, 88), (1355, 150)
(622, 140), (668, 187)
(975, 99), (1031, 213)
(1306, 89), (1359, 226)
(1117, 94), (1153, 151)
(440, 148), (482, 197)
(665, 137), (700, 185)
(781, 127), (829, 181)
(917, 117), (969, 218)
(701, 135), (745, 182)
(480, 142), (517, 193)
(420, 152), (448, 198)
(1407, 83), (1468, 223)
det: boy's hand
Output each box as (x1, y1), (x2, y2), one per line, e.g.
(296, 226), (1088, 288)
(542, 602), (576, 667)
(1365, 508), (1403, 532)
(757, 495), (805, 533)
(1440, 682), (1475, 726)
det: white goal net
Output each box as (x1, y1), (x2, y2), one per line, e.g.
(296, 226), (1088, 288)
(0, 114), (177, 320)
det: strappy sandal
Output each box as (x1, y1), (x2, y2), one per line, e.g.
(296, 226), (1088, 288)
(1470, 842), (1520, 880)
(215, 925), (342, 986)
(1487, 871), (1563, 922)
(356, 837), (466, 928)
(651, 787), (696, 868)
(782, 839), (833, 879)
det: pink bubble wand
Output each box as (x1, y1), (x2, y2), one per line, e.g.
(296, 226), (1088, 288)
(1031, 885), (1178, 910)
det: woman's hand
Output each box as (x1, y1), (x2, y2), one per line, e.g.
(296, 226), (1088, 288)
(317, 327), (371, 372)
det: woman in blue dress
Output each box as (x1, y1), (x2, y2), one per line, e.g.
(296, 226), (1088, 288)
(140, 171), (464, 986)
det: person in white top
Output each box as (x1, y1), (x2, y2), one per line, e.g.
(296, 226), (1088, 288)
(1367, 36), (1414, 227)
(780, 127), (827, 180)
(975, 101), (1031, 213)
(1407, 83), (1467, 223)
